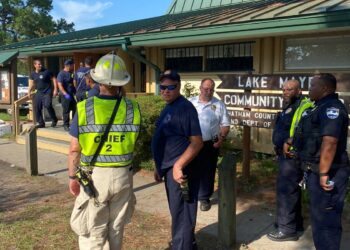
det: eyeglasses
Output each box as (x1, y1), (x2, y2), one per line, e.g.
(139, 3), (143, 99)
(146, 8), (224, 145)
(160, 84), (177, 91)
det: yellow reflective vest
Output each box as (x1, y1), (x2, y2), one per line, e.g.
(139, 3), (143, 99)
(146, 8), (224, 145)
(77, 96), (141, 167)
(289, 97), (314, 138)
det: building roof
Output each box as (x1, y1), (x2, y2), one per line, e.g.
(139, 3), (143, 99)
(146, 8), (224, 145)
(167, 0), (259, 14)
(1, 0), (349, 54)
(0, 51), (19, 66)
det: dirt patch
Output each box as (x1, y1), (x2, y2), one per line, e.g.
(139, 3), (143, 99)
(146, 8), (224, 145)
(0, 161), (219, 250)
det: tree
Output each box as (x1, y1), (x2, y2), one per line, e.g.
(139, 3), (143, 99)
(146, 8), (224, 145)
(0, 0), (74, 45)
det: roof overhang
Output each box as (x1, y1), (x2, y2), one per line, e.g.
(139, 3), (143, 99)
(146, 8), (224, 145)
(35, 37), (128, 52)
(129, 11), (350, 46)
(0, 50), (19, 66)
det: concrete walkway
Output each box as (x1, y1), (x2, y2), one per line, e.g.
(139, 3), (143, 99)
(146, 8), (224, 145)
(1, 138), (349, 250)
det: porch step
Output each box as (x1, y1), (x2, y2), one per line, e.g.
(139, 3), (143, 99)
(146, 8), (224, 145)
(16, 135), (70, 155)
(17, 122), (71, 155)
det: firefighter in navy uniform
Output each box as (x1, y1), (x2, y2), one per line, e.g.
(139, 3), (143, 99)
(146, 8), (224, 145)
(287, 73), (350, 250)
(267, 79), (305, 241)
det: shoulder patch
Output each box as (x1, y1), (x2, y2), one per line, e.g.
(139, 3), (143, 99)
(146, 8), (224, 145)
(326, 107), (339, 119)
(285, 107), (292, 114)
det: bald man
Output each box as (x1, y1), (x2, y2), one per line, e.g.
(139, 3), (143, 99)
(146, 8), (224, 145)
(267, 80), (305, 241)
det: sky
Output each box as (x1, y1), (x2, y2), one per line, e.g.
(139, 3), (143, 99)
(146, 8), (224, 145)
(51, 0), (173, 31)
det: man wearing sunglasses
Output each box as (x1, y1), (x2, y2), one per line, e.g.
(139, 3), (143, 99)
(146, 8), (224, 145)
(152, 70), (203, 250)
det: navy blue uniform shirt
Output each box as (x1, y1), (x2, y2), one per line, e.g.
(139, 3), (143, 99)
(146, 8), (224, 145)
(87, 84), (100, 98)
(57, 70), (75, 94)
(151, 96), (202, 176)
(30, 68), (53, 94)
(272, 97), (301, 149)
(313, 93), (348, 158)
(74, 67), (90, 93)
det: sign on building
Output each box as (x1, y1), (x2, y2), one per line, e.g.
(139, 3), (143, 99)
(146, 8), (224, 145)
(217, 74), (350, 129)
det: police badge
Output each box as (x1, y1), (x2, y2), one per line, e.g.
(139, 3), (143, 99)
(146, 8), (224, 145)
(326, 107), (339, 119)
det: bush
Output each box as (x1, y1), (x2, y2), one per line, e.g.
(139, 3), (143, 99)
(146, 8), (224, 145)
(133, 95), (165, 170)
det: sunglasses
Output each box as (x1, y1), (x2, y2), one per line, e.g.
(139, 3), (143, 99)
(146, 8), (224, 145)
(160, 84), (177, 91)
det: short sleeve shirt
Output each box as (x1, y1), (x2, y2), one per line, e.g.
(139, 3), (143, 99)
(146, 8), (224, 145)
(314, 93), (348, 154)
(74, 67), (90, 93)
(30, 68), (53, 94)
(189, 96), (230, 141)
(87, 84), (100, 98)
(57, 70), (75, 94)
(151, 96), (202, 175)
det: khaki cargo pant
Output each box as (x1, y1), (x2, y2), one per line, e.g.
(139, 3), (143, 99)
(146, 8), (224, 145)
(70, 166), (136, 250)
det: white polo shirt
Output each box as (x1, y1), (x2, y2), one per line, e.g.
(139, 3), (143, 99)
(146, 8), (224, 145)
(189, 96), (230, 141)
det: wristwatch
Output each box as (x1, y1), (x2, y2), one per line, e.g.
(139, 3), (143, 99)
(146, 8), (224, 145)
(319, 173), (328, 176)
(69, 175), (77, 180)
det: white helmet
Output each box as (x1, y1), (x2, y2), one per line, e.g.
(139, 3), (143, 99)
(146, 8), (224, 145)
(90, 54), (131, 86)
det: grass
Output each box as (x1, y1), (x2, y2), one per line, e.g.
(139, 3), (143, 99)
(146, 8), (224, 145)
(0, 110), (28, 121)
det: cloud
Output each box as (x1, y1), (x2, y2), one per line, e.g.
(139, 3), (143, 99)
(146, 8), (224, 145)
(53, 0), (113, 30)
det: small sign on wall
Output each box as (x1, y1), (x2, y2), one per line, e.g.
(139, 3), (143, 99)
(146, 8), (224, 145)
(0, 70), (10, 103)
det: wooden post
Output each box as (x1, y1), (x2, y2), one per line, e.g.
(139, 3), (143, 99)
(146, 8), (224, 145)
(218, 153), (236, 249)
(25, 125), (38, 175)
(242, 126), (251, 178)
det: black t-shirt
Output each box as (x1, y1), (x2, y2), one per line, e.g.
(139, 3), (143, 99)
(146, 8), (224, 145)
(30, 68), (53, 94)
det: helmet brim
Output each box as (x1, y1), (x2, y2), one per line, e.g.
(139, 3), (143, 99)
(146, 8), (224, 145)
(90, 69), (131, 86)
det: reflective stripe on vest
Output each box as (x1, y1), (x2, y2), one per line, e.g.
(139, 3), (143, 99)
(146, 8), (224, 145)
(78, 96), (140, 167)
(289, 98), (314, 137)
(79, 124), (140, 134)
(81, 153), (133, 164)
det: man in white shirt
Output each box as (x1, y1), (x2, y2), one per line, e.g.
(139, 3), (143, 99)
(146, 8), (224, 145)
(189, 78), (230, 211)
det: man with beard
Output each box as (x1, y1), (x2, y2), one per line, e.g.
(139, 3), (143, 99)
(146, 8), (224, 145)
(267, 79), (308, 241)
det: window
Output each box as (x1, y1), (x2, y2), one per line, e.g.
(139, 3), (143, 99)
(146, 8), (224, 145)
(164, 42), (254, 72)
(165, 47), (203, 72)
(206, 43), (253, 71)
(284, 36), (350, 69)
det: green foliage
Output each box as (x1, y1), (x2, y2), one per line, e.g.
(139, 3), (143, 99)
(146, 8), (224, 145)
(0, 0), (74, 45)
(133, 95), (165, 169)
(17, 59), (29, 76)
(182, 81), (199, 98)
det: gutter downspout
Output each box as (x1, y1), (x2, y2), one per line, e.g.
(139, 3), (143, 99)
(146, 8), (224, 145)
(121, 41), (161, 95)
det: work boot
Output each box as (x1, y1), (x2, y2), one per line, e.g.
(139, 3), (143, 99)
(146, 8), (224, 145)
(36, 123), (45, 128)
(63, 125), (70, 131)
(267, 230), (298, 241)
(200, 200), (211, 211)
(51, 119), (58, 127)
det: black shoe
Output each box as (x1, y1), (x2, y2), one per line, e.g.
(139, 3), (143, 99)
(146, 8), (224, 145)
(267, 230), (298, 241)
(63, 126), (70, 131)
(36, 123), (45, 128)
(51, 120), (58, 127)
(200, 200), (211, 211)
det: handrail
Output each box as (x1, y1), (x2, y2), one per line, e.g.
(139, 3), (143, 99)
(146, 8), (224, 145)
(13, 94), (34, 136)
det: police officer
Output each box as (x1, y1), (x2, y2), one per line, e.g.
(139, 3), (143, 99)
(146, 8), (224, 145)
(68, 53), (140, 250)
(189, 78), (230, 211)
(152, 70), (203, 250)
(289, 73), (350, 250)
(57, 59), (76, 131)
(28, 59), (58, 128)
(267, 79), (305, 241)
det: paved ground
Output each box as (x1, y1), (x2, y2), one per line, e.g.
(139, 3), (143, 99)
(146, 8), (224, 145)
(1, 137), (350, 249)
